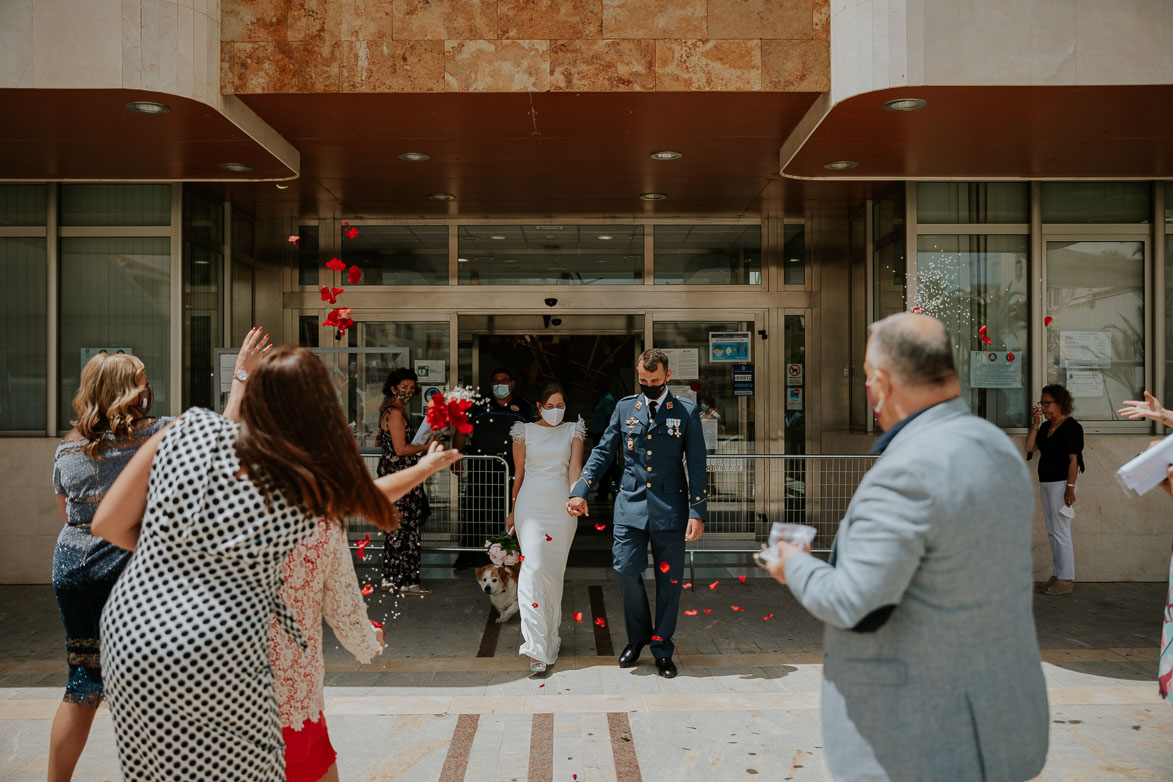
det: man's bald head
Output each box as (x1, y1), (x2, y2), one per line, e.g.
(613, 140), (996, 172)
(866, 313), (957, 387)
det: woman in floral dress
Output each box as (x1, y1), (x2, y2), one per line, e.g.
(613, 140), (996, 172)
(378, 367), (434, 595)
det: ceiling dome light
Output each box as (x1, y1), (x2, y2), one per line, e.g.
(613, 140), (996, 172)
(823, 160), (858, 170)
(882, 97), (927, 112)
(649, 150), (683, 160)
(597, 235), (614, 240)
(639, 193), (668, 201)
(398, 152), (431, 161)
(457, 257), (469, 263)
(427, 193), (455, 200)
(126, 100), (171, 114)
(218, 162), (253, 172)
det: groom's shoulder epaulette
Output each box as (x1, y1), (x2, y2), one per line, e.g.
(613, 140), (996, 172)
(674, 396), (698, 413)
(618, 393), (638, 403)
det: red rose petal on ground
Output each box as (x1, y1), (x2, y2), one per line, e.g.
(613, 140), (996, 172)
(288, 235), (300, 246)
(651, 635), (663, 641)
(545, 534), (552, 541)
(659, 562), (670, 573)
(347, 265), (362, 283)
(683, 583), (692, 589)
(370, 620), (383, 629)
(594, 617), (606, 627)
(731, 605), (744, 612)
(326, 257), (345, 271)
(532, 602), (539, 608)
(738, 575), (747, 583)
(573, 611), (583, 622)
(709, 581), (719, 590)
(594, 523), (606, 531)
(1044, 316), (1053, 327)
(764, 613), (774, 620)
(361, 584), (373, 596)
(684, 609), (698, 616)
(703, 609), (712, 614)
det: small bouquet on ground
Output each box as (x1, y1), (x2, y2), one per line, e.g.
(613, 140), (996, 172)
(485, 531), (521, 567)
(423, 386), (480, 442)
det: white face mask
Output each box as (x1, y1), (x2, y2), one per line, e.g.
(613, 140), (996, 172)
(540, 407), (565, 426)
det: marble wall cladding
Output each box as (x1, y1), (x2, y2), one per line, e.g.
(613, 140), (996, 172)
(229, 40), (341, 91)
(219, 0), (830, 92)
(655, 38), (761, 91)
(549, 39), (655, 91)
(0, 0), (35, 87)
(498, 0), (602, 40)
(444, 39), (550, 91)
(762, 38), (829, 91)
(0, 439), (67, 585)
(812, 0), (829, 40)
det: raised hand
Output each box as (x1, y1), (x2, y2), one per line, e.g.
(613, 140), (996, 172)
(566, 497), (589, 517)
(419, 440), (462, 474)
(235, 326), (273, 376)
(1118, 391), (1171, 425)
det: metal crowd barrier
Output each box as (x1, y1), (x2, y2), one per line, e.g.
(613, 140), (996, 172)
(347, 452), (512, 553)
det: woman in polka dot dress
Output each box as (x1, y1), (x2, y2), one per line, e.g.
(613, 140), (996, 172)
(92, 335), (461, 782)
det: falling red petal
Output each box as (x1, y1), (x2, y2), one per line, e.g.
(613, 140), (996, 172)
(911, 305), (922, 313)
(1044, 316), (1053, 327)
(347, 265), (362, 284)
(594, 523), (606, 531)
(288, 235), (300, 246)
(651, 635), (663, 641)
(764, 613), (774, 620)
(731, 605), (744, 612)
(539, 683), (545, 688)
(572, 611), (583, 622)
(709, 581), (719, 590)
(370, 620), (383, 629)
(683, 583), (692, 589)
(532, 602), (539, 608)
(545, 534), (552, 541)
(356, 533), (371, 559)
(703, 609), (712, 614)
(345, 226), (359, 239)
(659, 562), (670, 573)
(594, 617), (606, 627)
(670, 579), (678, 584)
(1007, 352), (1015, 362)
(979, 324), (988, 336)
(326, 257), (345, 271)
(519, 555), (525, 562)
(738, 575), (747, 583)
(343, 221), (350, 228)
(684, 609), (698, 616)
(361, 584), (373, 596)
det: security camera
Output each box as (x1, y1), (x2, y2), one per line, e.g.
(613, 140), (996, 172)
(545, 298), (557, 307)
(551, 318), (563, 327)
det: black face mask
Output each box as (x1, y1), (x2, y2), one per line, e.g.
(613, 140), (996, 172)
(639, 383), (665, 399)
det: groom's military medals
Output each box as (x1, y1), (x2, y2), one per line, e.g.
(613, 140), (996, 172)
(666, 418), (682, 437)
(626, 416), (638, 450)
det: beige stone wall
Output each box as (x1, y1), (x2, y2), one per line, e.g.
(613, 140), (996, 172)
(221, 0), (831, 93)
(0, 439), (66, 585)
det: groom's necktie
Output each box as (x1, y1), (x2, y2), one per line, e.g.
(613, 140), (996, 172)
(648, 400), (658, 419)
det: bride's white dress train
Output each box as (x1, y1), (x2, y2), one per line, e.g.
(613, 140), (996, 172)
(511, 418), (585, 664)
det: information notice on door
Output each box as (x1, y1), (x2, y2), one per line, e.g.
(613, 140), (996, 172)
(709, 331), (751, 363)
(968, 351), (1022, 389)
(662, 349), (699, 379)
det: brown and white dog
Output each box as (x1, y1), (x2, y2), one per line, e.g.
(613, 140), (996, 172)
(475, 564), (520, 623)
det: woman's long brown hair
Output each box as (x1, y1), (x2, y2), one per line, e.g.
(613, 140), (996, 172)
(234, 346), (399, 531)
(72, 352), (147, 458)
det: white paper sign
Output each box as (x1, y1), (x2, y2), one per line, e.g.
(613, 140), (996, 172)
(709, 332), (752, 363)
(701, 416), (718, 451)
(662, 349), (699, 380)
(1066, 369), (1105, 398)
(787, 388), (803, 411)
(786, 363), (803, 386)
(414, 359), (446, 386)
(969, 351), (1022, 389)
(668, 384), (696, 403)
(1060, 331), (1112, 367)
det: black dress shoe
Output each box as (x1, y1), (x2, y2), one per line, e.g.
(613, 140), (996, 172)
(617, 643), (643, 668)
(654, 657), (678, 679)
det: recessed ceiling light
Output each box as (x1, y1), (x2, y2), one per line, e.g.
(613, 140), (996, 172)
(650, 150), (683, 160)
(640, 193), (668, 201)
(823, 161), (858, 170)
(217, 162), (252, 172)
(427, 193), (455, 200)
(126, 100), (171, 114)
(490, 235), (507, 240)
(882, 97), (927, 112)
(503, 259), (517, 264)
(597, 235), (614, 240)
(398, 152), (431, 161)
(457, 257), (469, 263)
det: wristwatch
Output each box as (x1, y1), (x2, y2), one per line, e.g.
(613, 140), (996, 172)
(234, 369), (249, 383)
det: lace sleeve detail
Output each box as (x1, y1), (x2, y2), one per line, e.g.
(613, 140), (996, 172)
(321, 525), (382, 664)
(510, 421), (526, 443)
(572, 415), (587, 441)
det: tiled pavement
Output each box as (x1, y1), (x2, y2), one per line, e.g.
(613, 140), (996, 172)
(1, 569), (1170, 781)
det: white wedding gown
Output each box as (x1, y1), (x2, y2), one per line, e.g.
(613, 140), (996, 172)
(511, 418), (585, 664)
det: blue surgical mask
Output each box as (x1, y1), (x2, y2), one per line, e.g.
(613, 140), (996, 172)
(492, 384), (510, 399)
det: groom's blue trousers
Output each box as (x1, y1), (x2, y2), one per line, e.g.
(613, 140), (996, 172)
(612, 523), (686, 659)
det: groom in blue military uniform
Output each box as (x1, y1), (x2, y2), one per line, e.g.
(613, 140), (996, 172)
(567, 349), (708, 678)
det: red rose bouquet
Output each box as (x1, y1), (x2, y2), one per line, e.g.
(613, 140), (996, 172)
(424, 386), (479, 441)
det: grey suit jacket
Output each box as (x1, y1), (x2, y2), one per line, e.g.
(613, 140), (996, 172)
(784, 398), (1048, 782)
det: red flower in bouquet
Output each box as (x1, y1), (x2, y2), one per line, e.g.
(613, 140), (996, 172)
(424, 387), (479, 439)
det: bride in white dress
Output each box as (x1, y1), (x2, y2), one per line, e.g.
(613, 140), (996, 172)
(506, 383), (585, 674)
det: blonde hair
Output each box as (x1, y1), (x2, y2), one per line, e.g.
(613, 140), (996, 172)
(72, 352), (147, 457)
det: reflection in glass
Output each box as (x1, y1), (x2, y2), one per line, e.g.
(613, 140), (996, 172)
(783, 224), (805, 286)
(917, 235), (1029, 427)
(654, 224), (761, 285)
(917, 182), (1028, 224)
(0, 184), (47, 227)
(59, 237), (170, 429)
(459, 225), (642, 285)
(344, 225), (448, 286)
(873, 188), (906, 318)
(0, 238), (46, 429)
(60, 184), (170, 226)
(1041, 182), (1151, 224)
(1045, 240), (1144, 421)
(297, 225), (320, 286)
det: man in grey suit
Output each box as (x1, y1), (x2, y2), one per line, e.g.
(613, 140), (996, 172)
(765, 313), (1048, 781)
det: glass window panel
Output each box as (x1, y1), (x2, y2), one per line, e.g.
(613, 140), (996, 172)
(917, 182), (1029, 224)
(1166, 233), (1173, 408)
(783, 224), (805, 286)
(345, 225), (448, 286)
(654, 224), (760, 285)
(59, 237), (170, 429)
(0, 238), (46, 430)
(1041, 182), (1151, 223)
(350, 322), (450, 448)
(298, 315), (319, 347)
(231, 263), (255, 341)
(873, 189), (906, 317)
(60, 184), (170, 226)
(232, 212), (255, 257)
(297, 225), (320, 286)
(184, 189), (224, 247)
(459, 225), (642, 285)
(651, 320), (755, 452)
(849, 211), (868, 429)
(0, 184), (47, 226)
(784, 314), (806, 453)
(1166, 182), (1173, 223)
(1045, 240), (1144, 421)
(917, 235), (1029, 427)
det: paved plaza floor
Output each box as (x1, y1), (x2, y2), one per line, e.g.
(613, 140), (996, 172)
(1, 565), (1170, 781)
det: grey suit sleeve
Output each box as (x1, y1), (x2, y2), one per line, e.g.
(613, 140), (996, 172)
(570, 404), (621, 500)
(683, 404), (708, 520)
(783, 466), (933, 630)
